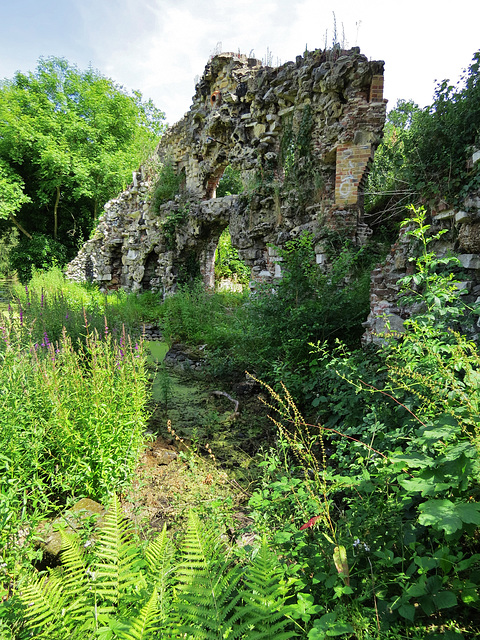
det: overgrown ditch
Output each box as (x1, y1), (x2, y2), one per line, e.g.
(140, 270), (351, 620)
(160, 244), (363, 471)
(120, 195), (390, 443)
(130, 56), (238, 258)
(120, 336), (272, 537)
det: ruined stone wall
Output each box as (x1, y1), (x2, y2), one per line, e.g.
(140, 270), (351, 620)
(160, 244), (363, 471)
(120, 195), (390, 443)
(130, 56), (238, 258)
(363, 150), (480, 342)
(66, 47), (386, 293)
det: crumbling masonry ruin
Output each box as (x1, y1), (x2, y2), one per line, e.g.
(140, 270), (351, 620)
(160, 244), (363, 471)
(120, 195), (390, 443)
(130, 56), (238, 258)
(66, 47), (387, 293)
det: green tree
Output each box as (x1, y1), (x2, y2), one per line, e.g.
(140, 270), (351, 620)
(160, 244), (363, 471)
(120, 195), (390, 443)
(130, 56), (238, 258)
(0, 57), (165, 262)
(367, 50), (480, 216)
(0, 158), (31, 232)
(365, 99), (421, 219)
(403, 50), (480, 204)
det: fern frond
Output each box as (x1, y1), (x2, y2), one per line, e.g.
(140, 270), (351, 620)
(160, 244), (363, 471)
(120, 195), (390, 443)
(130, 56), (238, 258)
(59, 530), (89, 591)
(19, 570), (66, 638)
(235, 536), (296, 639)
(145, 524), (175, 624)
(115, 586), (159, 640)
(94, 494), (143, 604)
(57, 530), (94, 628)
(175, 511), (242, 639)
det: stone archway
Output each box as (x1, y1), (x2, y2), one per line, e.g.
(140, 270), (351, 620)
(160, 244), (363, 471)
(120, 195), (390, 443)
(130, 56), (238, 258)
(67, 47), (387, 294)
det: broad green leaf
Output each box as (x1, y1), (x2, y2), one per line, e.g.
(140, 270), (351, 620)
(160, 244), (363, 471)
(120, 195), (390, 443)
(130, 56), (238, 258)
(398, 604), (416, 621)
(392, 453), (431, 468)
(456, 502), (480, 525)
(433, 590), (457, 609)
(418, 499), (462, 534)
(399, 477), (435, 495)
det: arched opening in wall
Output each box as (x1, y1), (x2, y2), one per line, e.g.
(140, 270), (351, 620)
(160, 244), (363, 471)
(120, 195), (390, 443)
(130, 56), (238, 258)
(205, 165), (227, 199)
(216, 165), (244, 197)
(107, 245), (123, 290)
(214, 227), (250, 291)
(205, 165), (244, 199)
(140, 251), (158, 291)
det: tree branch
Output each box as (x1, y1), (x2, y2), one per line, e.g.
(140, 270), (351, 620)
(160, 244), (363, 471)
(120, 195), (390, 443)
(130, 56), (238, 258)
(9, 214), (32, 239)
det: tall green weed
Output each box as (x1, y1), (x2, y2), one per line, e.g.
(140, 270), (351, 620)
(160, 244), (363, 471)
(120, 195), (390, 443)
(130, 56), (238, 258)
(0, 317), (148, 578)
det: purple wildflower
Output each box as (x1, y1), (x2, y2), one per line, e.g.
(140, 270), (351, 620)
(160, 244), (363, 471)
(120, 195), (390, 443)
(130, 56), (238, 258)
(41, 290), (44, 308)
(44, 332), (50, 347)
(19, 308), (23, 327)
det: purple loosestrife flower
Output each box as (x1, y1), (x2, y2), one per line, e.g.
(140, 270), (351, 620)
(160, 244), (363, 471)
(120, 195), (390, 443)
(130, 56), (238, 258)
(41, 291), (44, 308)
(19, 308), (23, 327)
(44, 332), (50, 347)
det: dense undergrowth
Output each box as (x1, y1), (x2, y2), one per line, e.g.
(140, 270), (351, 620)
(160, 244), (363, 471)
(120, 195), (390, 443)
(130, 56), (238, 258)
(1, 208), (480, 638)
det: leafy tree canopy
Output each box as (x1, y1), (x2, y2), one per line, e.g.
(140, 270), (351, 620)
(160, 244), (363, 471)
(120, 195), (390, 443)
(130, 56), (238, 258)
(0, 56), (165, 261)
(366, 49), (480, 222)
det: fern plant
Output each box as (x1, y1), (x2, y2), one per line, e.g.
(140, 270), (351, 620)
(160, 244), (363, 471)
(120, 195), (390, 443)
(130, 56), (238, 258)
(174, 510), (242, 639)
(235, 534), (296, 639)
(15, 494), (174, 640)
(11, 497), (294, 639)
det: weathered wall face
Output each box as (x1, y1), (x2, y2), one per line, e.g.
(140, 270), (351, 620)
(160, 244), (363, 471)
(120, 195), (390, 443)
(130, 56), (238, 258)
(66, 47), (386, 293)
(363, 155), (480, 343)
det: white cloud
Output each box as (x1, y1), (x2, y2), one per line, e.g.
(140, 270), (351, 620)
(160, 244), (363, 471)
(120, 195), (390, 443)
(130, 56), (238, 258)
(3, 0), (478, 125)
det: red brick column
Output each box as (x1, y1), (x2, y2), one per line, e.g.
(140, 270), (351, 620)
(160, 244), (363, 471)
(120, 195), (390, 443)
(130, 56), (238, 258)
(335, 144), (372, 205)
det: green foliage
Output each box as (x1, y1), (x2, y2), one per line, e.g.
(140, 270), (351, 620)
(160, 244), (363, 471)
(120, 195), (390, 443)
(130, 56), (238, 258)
(6, 498), (293, 639)
(0, 158), (31, 220)
(216, 165), (244, 197)
(367, 50), (480, 211)
(152, 162), (182, 210)
(365, 99), (420, 217)
(242, 210), (480, 637)
(0, 56), (165, 256)
(159, 280), (247, 350)
(8, 267), (135, 346)
(8, 232), (67, 283)
(241, 233), (371, 391)
(397, 205), (469, 327)
(215, 228), (250, 284)
(403, 50), (480, 204)
(0, 297), (148, 580)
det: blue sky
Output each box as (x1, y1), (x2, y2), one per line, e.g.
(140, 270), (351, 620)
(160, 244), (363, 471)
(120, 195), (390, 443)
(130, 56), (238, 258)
(1, 0), (479, 125)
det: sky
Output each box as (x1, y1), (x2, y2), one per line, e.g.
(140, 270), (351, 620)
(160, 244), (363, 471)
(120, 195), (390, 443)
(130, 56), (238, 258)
(1, 0), (479, 126)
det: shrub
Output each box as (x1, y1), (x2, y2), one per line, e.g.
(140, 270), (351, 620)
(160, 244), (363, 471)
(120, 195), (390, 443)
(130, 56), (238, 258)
(152, 161), (181, 210)
(9, 232), (67, 283)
